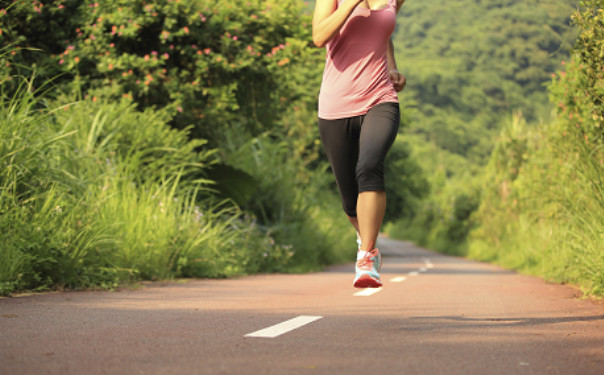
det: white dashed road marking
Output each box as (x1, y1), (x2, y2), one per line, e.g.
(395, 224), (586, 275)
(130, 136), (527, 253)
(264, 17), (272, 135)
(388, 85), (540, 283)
(352, 257), (435, 296)
(244, 316), (323, 338)
(354, 288), (383, 297)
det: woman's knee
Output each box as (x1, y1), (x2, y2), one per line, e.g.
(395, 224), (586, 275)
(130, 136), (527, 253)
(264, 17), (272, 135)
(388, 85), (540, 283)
(355, 158), (385, 191)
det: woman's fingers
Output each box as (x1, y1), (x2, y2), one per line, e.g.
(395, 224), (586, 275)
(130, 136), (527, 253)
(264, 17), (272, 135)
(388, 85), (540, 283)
(397, 74), (406, 91)
(390, 72), (406, 92)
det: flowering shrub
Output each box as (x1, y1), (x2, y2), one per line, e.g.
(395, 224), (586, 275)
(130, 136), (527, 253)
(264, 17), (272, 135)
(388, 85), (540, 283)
(0, 0), (322, 142)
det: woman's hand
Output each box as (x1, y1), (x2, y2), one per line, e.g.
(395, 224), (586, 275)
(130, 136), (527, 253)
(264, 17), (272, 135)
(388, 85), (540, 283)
(389, 70), (406, 92)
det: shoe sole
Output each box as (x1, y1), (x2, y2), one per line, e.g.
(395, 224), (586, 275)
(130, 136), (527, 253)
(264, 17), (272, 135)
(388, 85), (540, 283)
(353, 274), (383, 288)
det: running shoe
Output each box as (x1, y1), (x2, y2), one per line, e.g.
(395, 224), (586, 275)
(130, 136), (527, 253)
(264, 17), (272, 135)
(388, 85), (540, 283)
(353, 248), (382, 288)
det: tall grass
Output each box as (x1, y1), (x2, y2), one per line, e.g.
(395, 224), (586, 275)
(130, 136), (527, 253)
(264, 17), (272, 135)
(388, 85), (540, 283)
(466, 114), (604, 296)
(0, 79), (299, 295)
(219, 128), (353, 270)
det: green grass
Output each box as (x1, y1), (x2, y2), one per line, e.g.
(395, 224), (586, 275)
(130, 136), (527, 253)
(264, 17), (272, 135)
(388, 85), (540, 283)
(217, 128), (353, 271)
(0, 79), (303, 295)
(387, 113), (604, 298)
(466, 116), (604, 297)
(0, 75), (355, 296)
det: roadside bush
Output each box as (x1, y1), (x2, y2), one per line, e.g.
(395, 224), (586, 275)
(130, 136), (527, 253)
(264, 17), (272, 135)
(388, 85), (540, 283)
(0, 0), (322, 144)
(0, 79), (292, 295)
(217, 128), (352, 270)
(466, 0), (604, 296)
(383, 137), (429, 223)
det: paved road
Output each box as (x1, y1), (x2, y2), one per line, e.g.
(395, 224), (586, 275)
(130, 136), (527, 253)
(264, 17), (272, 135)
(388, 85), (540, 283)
(1, 237), (603, 374)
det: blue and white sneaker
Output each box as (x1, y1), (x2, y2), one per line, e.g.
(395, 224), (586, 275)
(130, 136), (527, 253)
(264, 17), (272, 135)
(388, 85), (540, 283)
(353, 248), (382, 288)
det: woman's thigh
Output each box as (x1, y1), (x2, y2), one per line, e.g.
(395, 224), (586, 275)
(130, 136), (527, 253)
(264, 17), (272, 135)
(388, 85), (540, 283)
(357, 102), (400, 191)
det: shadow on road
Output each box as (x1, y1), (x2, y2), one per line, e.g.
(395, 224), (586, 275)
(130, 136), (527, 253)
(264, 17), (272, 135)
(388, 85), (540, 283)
(404, 314), (604, 330)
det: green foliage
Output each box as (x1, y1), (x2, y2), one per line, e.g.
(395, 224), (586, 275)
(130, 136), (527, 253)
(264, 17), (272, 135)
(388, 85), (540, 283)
(467, 115), (604, 296)
(388, 0), (577, 250)
(216, 128), (352, 270)
(0, 78), (296, 295)
(465, 0), (604, 297)
(550, 0), (604, 145)
(0, 0), (323, 145)
(383, 137), (429, 223)
(0, 0), (429, 294)
(396, 0), (575, 128)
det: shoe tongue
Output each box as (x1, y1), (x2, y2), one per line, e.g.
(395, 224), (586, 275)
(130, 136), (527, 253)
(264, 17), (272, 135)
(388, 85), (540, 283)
(357, 250), (369, 260)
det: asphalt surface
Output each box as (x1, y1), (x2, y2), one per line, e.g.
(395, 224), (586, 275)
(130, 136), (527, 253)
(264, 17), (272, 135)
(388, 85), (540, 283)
(1, 237), (603, 375)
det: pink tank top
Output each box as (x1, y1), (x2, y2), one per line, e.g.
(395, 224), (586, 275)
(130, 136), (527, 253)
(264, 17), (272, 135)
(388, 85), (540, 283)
(318, 0), (399, 120)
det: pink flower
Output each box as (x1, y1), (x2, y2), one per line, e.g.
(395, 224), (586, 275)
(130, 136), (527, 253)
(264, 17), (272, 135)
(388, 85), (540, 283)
(59, 59), (64, 64)
(232, 36), (238, 41)
(203, 48), (211, 55)
(151, 51), (158, 55)
(162, 53), (169, 59)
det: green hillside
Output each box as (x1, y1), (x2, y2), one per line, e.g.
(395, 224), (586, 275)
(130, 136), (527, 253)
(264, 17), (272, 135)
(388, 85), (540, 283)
(394, 0), (575, 166)
(385, 0), (603, 295)
(384, 0), (578, 249)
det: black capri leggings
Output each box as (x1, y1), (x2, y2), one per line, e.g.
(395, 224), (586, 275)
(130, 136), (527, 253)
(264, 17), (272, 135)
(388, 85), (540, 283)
(318, 102), (400, 217)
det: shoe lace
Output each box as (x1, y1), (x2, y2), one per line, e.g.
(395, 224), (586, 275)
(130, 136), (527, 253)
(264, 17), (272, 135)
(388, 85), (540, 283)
(357, 249), (378, 271)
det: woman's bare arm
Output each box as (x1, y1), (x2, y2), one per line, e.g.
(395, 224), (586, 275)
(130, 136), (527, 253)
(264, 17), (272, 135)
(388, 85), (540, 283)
(312, 0), (364, 48)
(388, 0), (407, 91)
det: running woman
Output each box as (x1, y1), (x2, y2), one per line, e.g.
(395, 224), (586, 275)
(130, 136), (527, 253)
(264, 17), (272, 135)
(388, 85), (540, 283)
(312, 0), (406, 288)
